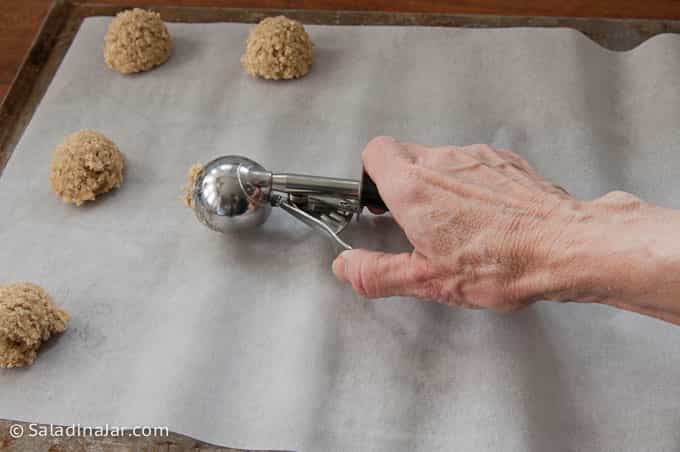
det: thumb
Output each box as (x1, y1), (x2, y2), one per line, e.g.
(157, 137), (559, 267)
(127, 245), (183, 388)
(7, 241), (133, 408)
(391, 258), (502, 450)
(332, 249), (432, 299)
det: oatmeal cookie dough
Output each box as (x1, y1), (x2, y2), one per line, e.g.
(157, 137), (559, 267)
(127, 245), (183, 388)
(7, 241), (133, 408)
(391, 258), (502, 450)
(0, 283), (69, 368)
(182, 164), (203, 208)
(104, 8), (172, 74)
(49, 130), (125, 206)
(241, 16), (313, 80)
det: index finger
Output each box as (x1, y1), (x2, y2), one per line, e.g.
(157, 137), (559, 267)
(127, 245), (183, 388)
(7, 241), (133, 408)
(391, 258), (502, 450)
(361, 136), (425, 208)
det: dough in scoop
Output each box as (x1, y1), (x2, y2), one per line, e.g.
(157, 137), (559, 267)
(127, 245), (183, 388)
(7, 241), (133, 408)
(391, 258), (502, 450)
(182, 163), (203, 208)
(49, 130), (125, 206)
(241, 16), (313, 80)
(0, 282), (69, 368)
(104, 8), (172, 74)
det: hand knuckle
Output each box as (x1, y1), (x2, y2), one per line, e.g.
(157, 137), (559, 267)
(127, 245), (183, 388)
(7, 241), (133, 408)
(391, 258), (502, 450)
(440, 145), (460, 154)
(603, 190), (641, 204)
(469, 143), (495, 155)
(368, 135), (396, 149)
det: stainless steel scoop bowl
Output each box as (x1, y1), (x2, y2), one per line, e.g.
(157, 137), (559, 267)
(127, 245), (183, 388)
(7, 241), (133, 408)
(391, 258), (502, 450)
(192, 156), (272, 233)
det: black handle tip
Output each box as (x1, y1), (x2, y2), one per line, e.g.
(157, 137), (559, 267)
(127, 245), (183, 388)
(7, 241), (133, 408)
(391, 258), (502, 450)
(360, 171), (388, 211)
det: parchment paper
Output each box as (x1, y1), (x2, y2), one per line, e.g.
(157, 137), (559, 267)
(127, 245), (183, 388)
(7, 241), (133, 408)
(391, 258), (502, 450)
(1, 18), (680, 451)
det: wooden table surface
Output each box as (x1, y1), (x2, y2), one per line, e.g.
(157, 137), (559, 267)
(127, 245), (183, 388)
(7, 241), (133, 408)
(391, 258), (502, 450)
(2, 0), (680, 102)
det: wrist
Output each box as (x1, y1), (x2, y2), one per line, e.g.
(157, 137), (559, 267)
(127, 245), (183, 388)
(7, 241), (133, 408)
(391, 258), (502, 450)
(528, 192), (680, 321)
(514, 198), (606, 304)
(539, 199), (623, 304)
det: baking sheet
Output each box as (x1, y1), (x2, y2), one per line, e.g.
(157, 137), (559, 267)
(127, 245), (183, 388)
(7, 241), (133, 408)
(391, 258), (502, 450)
(1, 17), (680, 451)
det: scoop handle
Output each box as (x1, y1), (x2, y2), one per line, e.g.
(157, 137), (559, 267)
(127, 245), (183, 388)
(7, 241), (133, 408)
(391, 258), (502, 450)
(360, 171), (388, 211)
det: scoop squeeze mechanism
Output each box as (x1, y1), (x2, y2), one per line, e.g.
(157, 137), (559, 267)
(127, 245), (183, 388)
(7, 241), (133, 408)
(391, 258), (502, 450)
(191, 155), (387, 250)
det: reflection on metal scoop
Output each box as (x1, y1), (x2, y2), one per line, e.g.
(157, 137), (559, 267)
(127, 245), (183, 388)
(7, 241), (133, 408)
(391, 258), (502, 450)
(191, 155), (386, 250)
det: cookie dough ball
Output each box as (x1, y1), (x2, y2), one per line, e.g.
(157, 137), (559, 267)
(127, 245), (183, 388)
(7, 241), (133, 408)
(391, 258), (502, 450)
(182, 164), (203, 208)
(104, 8), (172, 74)
(49, 130), (125, 206)
(0, 283), (69, 368)
(241, 16), (313, 80)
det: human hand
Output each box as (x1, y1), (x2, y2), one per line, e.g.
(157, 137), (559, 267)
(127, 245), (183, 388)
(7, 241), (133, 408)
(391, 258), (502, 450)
(332, 136), (586, 311)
